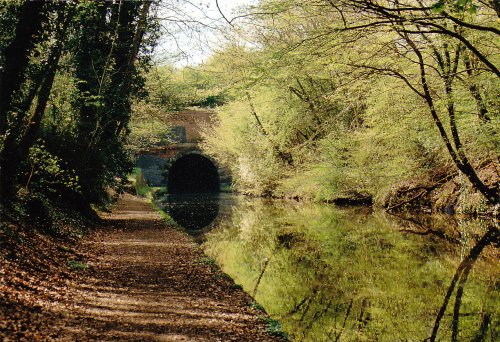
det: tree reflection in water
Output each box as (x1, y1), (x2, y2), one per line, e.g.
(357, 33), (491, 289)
(430, 226), (499, 342)
(194, 196), (499, 341)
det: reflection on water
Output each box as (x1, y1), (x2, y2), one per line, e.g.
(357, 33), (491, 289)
(160, 194), (499, 341)
(429, 227), (499, 342)
(157, 194), (221, 230)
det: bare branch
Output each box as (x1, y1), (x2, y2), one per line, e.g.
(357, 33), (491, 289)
(215, 0), (234, 27)
(348, 63), (425, 98)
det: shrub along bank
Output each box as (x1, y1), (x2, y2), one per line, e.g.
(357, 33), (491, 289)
(151, 0), (500, 215)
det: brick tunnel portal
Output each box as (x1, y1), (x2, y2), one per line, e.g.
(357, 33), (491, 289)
(167, 154), (220, 194)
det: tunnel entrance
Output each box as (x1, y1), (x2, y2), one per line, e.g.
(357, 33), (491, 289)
(167, 154), (220, 193)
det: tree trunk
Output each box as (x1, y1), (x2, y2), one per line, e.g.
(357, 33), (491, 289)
(463, 54), (491, 122)
(245, 91), (293, 165)
(74, 2), (110, 143)
(0, 2), (46, 203)
(106, 1), (139, 138)
(0, 1), (45, 135)
(115, 1), (152, 137)
(404, 33), (499, 205)
(19, 6), (74, 162)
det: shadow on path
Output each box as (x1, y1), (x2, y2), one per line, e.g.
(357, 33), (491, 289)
(55, 194), (278, 341)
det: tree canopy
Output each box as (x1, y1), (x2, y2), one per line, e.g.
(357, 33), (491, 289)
(191, 0), (499, 209)
(0, 0), (159, 215)
(0, 0), (498, 217)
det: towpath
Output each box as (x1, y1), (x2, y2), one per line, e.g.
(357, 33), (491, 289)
(54, 194), (279, 341)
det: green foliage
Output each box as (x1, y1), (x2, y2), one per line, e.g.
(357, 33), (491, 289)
(230, 283), (244, 290)
(198, 256), (217, 267)
(65, 1), (146, 204)
(432, 0), (478, 13)
(198, 0), (499, 206)
(0, 223), (20, 240)
(4, 190), (87, 238)
(127, 101), (173, 153)
(130, 168), (151, 198)
(0, 1), (20, 63)
(0, 1), (159, 217)
(201, 44), (372, 199)
(251, 301), (265, 311)
(25, 143), (81, 194)
(265, 318), (288, 339)
(150, 199), (177, 225)
(41, 67), (79, 135)
(144, 64), (227, 111)
(215, 272), (233, 282)
(67, 260), (87, 271)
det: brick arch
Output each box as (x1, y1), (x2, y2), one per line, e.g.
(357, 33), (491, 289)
(135, 108), (231, 189)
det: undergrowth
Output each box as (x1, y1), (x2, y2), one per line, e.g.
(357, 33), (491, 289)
(251, 301), (265, 311)
(1, 192), (89, 240)
(264, 317), (288, 339)
(130, 167), (151, 197)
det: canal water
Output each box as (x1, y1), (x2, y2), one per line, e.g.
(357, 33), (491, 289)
(157, 193), (499, 341)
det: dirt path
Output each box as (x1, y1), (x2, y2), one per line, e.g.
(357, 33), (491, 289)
(52, 194), (280, 341)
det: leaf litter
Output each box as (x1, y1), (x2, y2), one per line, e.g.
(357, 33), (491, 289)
(1, 194), (285, 341)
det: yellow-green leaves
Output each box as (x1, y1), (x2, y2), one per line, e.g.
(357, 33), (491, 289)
(26, 143), (81, 193)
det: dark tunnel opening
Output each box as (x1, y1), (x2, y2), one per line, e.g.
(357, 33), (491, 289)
(167, 154), (220, 194)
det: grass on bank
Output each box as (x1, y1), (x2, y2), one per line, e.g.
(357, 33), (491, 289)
(129, 167), (155, 198)
(128, 168), (177, 225)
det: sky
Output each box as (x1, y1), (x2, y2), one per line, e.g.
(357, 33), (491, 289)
(156, 0), (257, 67)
